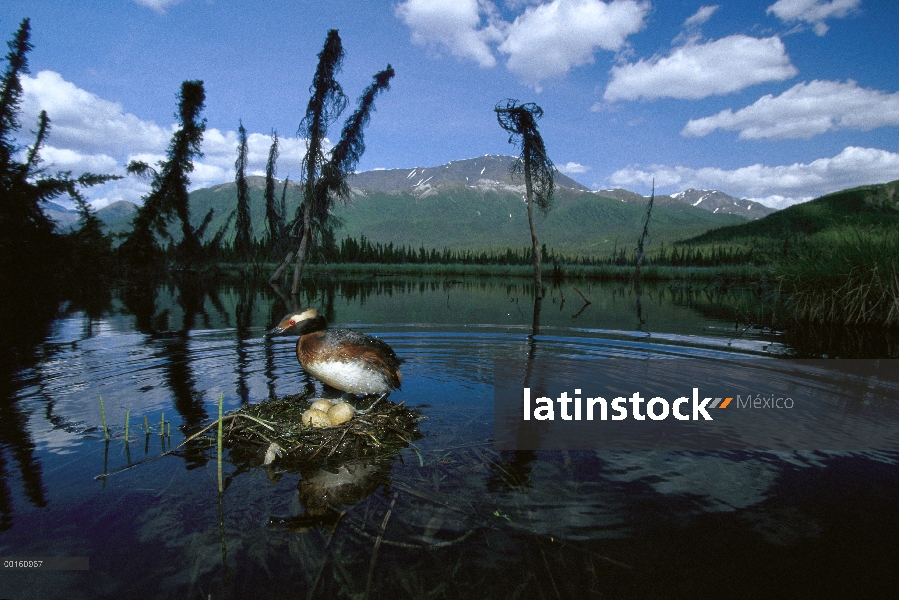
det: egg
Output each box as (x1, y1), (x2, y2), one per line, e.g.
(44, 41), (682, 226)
(301, 408), (332, 428)
(310, 399), (334, 413)
(327, 402), (355, 425)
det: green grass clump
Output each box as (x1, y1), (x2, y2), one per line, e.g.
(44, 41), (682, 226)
(776, 227), (899, 326)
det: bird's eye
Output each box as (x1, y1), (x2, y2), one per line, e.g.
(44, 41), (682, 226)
(289, 320), (296, 326)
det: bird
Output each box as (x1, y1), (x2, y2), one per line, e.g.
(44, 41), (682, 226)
(269, 308), (402, 397)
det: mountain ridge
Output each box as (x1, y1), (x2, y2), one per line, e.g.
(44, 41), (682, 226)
(45, 156), (758, 256)
(347, 154), (591, 196)
(682, 179), (899, 245)
(595, 187), (775, 220)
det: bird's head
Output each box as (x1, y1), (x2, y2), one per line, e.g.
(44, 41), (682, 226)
(267, 308), (326, 337)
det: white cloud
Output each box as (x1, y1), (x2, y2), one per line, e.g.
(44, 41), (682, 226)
(195, 128), (311, 188)
(608, 146), (899, 206)
(558, 161), (591, 174)
(38, 146), (119, 174)
(18, 70), (312, 208)
(604, 35), (798, 101)
(21, 70), (173, 158)
(767, 0), (860, 36)
(133, 0), (183, 14)
(396, 0), (649, 87)
(682, 80), (899, 139)
(498, 0), (649, 87)
(83, 179), (153, 209)
(395, 0), (504, 68)
(673, 5), (718, 46)
(684, 5), (718, 27)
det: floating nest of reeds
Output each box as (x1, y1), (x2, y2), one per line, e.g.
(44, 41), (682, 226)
(220, 391), (425, 471)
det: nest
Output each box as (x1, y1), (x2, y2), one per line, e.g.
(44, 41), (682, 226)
(220, 391), (424, 470)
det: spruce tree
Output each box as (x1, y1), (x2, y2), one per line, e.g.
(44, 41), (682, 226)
(0, 20), (117, 282)
(263, 130), (282, 254)
(271, 30), (394, 296)
(0, 18), (31, 179)
(234, 120), (252, 261)
(120, 80), (207, 271)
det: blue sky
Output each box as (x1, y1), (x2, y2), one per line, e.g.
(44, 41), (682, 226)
(3, 0), (898, 208)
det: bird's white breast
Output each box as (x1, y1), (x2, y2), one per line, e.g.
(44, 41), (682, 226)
(305, 360), (390, 395)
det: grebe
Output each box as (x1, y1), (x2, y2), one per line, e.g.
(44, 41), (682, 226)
(269, 308), (402, 396)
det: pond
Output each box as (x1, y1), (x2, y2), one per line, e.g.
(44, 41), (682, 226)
(0, 276), (897, 599)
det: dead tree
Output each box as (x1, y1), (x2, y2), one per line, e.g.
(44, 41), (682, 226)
(495, 100), (555, 300)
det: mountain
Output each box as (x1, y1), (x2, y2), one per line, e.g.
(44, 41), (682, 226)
(184, 157), (746, 255)
(331, 184), (745, 256)
(41, 200), (137, 237)
(48, 156), (753, 257)
(596, 187), (775, 220)
(43, 201), (80, 230)
(682, 179), (899, 245)
(96, 201), (138, 236)
(347, 154), (591, 196)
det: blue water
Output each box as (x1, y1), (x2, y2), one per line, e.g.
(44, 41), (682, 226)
(0, 278), (896, 599)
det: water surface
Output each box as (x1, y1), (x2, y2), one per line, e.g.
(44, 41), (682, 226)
(1, 276), (896, 599)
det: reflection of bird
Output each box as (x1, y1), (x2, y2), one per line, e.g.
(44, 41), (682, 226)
(269, 308), (402, 396)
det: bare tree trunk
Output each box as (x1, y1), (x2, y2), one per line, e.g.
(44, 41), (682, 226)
(634, 180), (654, 295)
(267, 278), (296, 312)
(290, 217), (312, 297)
(523, 150), (542, 299)
(269, 248), (295, 283)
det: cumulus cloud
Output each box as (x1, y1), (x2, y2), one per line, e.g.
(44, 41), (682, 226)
(133, 0), (184, 14)
(498, 0), (649, 87)
(558, 161), (591, 174)
(38, 146), (119, 174)
(21, 70), (173, 158)
(682, 80), (899, 139)
(396, 0), (649, 87)
(395, 0), (504, 67)
(673, 5), (718, 45)
(604, 35), (798, 101)
(607, 146), (899, 206)
(18, 70), (310, 208)
(767, 0), (860, 36)
(197, 129), (311, 186)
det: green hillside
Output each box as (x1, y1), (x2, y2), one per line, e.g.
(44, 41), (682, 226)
(183, 176), (300, 241)
(681, 179), (899, 246)
(337, 184), (745, 255)
(673, 180), (899, 327)
(100, 175), (746, 257)
(97, 201), (138, 237)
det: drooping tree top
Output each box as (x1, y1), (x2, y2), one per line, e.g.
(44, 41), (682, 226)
(495, 99), (555, 216)
(298, 29), (347, 189)
(314, 63), (395, 224)
(0, 18), (33, 171)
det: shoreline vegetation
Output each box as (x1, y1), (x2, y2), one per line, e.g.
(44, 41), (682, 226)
(222, 261), (769, 282)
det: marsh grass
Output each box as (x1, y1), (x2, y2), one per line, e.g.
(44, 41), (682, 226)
(777, 228), (899, 326)
(99, 396), (109, 441)
(291, 261), (765, 281)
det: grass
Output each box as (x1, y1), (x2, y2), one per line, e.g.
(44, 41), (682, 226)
(220, 226), (894, 328)
(776, 227), (899, 326)
(99, 396), (108, 441)
(218, 392), (224, 493)
(293, 261), (768, 281)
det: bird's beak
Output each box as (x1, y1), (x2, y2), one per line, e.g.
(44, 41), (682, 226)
(266, 324), (288, 337)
